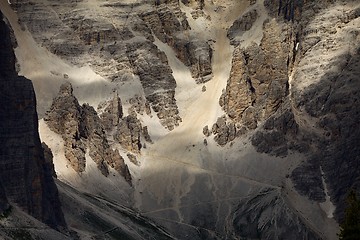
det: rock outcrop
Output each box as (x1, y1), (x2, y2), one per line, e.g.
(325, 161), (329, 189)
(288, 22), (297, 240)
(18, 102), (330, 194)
(42, 142), (57, 178)
(140, 3), (213, 83)
(45, 82), (132, 184)
(5, 0), (360, 239)
(228, 9), (259, 44)
(226, 0), (360, 224)
(128, 95), (151, 116)
(126, 41), (181, 130)
(44, 82), (86, 173)
(0, 11), (66, 230)
(288, 1), (360, 218)
(217, 15), (293, 145)
(12, 0), (183, 130)
(211, 116), (237, 146)
(232, 189), (319, 240)
(99, 91), (123, 131)
(114, 115), (143, 154)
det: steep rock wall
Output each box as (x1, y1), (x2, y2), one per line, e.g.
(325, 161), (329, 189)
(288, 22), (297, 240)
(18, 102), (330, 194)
(0, 11), (66, 230)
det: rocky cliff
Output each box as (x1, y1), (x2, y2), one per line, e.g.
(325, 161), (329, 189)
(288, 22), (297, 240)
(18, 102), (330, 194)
(218, 0), (360, 224)
(45, 82), (132, 184)
(2, 0), (360, 239)
(0, 11), (66, 230)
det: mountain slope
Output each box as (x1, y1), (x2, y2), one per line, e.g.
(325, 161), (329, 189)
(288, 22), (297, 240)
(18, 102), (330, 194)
(1, 0), (359, 239)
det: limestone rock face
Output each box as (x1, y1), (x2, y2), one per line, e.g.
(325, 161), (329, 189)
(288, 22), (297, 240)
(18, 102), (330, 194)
(128, 95), (151, 116)
(142, 126), (153, 143)
(108, 150), (132, 185)
(126, 41), (181, 130)
(228, 9), (259, 44)
(288, 2), (360, 218)
(99, 91), (123, 131)
(0, 181), (9, 216)
(0, 12), (66, 229)
(115, 115), (142, 154)
(12, 0), (183, 130)
(4, 0), (360, 239)
(81, 104), (111, 176)
(140, 3), (213, 83)
(211, 116), (237, 146)
(45, 83), (132, 184)
(83, 102), (132, 185)
(240, 0), (360, 222)
(45, 82), (86, 173)
(218, 17), (293, 145)
(215, 0), (360, 227)
(171, 37), (213, 83)
(251, 105), (300, 157)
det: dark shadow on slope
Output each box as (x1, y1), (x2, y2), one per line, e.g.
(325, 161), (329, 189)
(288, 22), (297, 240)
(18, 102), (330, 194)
(56, 180), (174, 240)
(291, 45), (360, 221)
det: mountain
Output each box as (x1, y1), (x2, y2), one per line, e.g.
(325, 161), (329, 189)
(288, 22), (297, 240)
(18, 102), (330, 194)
(0, 7), (67, 238)
(0, 0), (359, 239)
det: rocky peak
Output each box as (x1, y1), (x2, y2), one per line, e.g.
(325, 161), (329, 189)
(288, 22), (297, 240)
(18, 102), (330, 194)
(99, 91), (123, 131)
(45, 81), (86, 172)
(217, 16), (293, 145)
(58, 81), (74, 96)
(45, 82), (132, 184)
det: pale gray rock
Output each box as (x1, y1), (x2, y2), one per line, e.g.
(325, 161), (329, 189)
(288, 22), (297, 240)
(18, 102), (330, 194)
(115, 115), (142, 154)
(171, 37), (213, 83)
(202, 125), (210, 137)
(139, 3), (212, 84)
(12, 0), (183, 129)
(100, 91), (123, 131)
(108, 150), (132, 186)
(126, 41), (181, 130)
(127, 153), (139, 166)
(81, 104), (110, 176)
(228, 9), (258, 44)
(142, 126), (153, 143)
(45, 83), (132, 183)
(128, 95), (152, 116)
(218, 17), (294, 145)
(44, 82), (86, 173)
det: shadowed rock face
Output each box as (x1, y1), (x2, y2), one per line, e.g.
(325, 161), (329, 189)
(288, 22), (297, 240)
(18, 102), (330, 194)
(291, 46), (360, 220)
(0, 11), (66, 230)
(232, 189), (319, 240)
(222, 0), (360, 224)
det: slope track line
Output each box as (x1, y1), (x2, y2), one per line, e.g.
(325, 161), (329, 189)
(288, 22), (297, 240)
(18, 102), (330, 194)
(145, 152), (281, 189)
(141, 194), (257, 215)
(148, 216), (221, 238)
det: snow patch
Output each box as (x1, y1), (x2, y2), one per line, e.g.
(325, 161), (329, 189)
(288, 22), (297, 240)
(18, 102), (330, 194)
(319, 167), (336, 219)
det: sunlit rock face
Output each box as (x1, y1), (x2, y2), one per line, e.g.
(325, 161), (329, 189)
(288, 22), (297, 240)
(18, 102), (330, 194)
(44, 82), (132, 184)
(1, 0), (359, 239)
